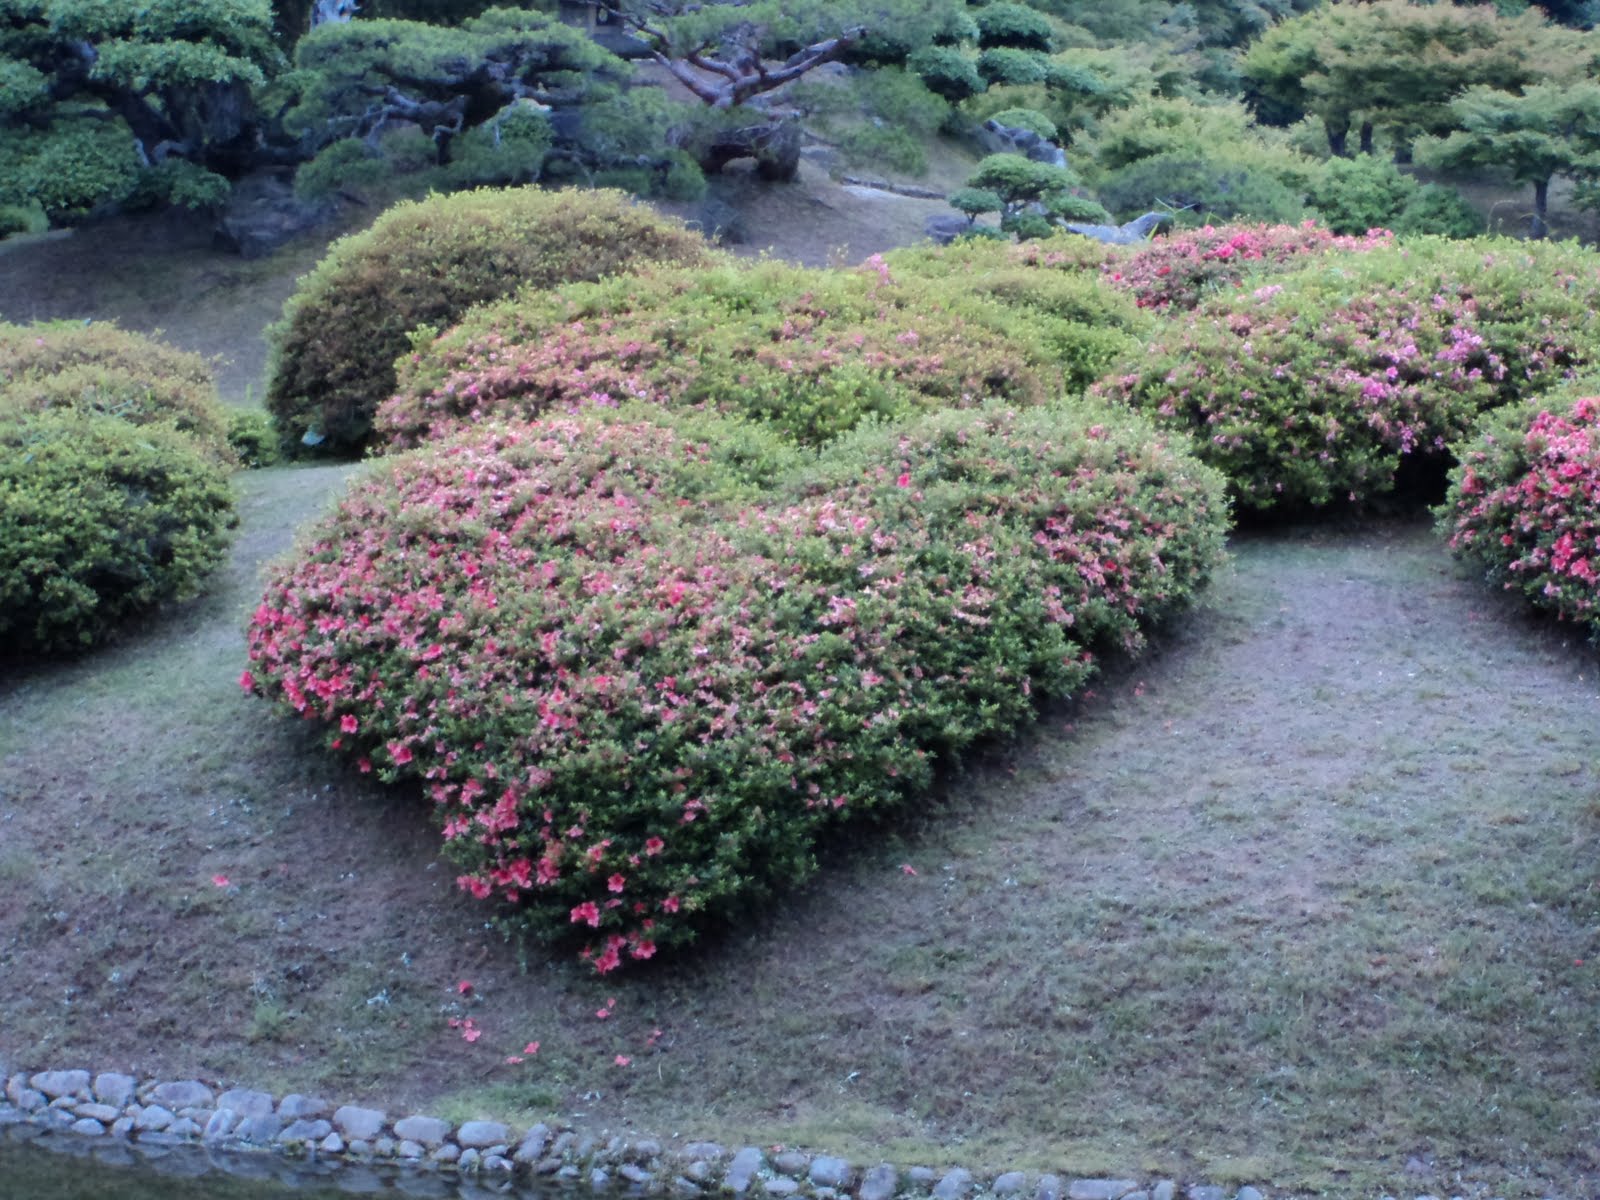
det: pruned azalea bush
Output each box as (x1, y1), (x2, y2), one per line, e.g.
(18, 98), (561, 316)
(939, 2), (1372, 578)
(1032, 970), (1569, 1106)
(1093, 237), (1600, 512)
(1442, 395), (1600, 637)
(1, 410), (236, 657)
(244, 404), (1228, 969)
(377, 257), (1063, 451)
(0, 320), (235, 464)
(266, 187), (712, 457)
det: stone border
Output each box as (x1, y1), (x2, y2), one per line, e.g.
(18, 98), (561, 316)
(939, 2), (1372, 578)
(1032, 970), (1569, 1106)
(0, 1064), (1475, 1200)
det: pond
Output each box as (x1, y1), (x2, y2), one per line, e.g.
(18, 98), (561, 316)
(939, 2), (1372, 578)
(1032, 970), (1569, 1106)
(0, 1127), (558, 1199)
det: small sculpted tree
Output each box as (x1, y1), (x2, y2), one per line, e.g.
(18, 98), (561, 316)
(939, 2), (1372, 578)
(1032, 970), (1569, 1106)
(0, 0), (282, 218)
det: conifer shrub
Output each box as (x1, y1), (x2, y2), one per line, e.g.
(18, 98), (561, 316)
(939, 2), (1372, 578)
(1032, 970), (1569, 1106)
(0, 321), (235, 464)
(376, 256), (1061, 451)
(1, 410), (235, 657)
(1442, 395), (1600, 636)
(244, 402), (1228, 969)
(265, 187), (713, 457)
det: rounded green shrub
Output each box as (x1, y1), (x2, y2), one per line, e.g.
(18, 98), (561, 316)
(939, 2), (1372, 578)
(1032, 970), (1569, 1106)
(974, 3), (1056, 51)
(0, 321), (235, 464)
(977, 47), (1051, 88)
(908, 46), (986, 103)
(376, 257), (1063, 451)
(244, 402), (1227, 968)
(1, 409), (236, 658)
(265, 186), (713, 457)
(1442, 394), (1600, 636)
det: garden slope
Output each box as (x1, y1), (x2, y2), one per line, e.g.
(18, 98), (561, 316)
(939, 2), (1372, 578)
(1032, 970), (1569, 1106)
(1, 478), (1596, 1196)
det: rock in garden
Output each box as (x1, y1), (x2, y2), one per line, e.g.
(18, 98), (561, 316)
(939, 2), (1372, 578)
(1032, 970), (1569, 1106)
(431, 1143), (460, 1164)
(683, 1142), (725, 1161)
(277, 1118), (332, 1143)
(1069, 1182), (1141, 1200)
(321, 1132), (344, 1154)
(513, 1124), (550, 1164)
(725, 1146), (766, 1194)
(218, 1089), (275, 1119)
(151, 1080), (213, 1110)
(908, 1167), (938, 1188)
(774, 1151), (809, 1176)
(397, 1139), (425, 1158)
(278, 1094), (330, 1119)
(393, 1115), (451, 1149)
(1036, 1175), (1063, 1200)
(1151, 1184), (1175, 1200)
(632, 1138), (662, 1161)
(234, 1114), (283, 1144)
(764, 1179), (801, 1196)
(935, 1168), (974, 1200)
(93, 1073), (137, 1108)
(860, 1164), (899, 1200)
(135, 1105), (174, 1132)
(1235, 1189), (1264, 1200)
(70, 1117), (106, 1136)
(994, 1173), (1027, 1195)
(619, 1163), (653, 1185)
(1185, 1188), (1225, 1200)
(31, 1070), (91, 1100)
(590, 1167), (611, 1190)
(810, 1156), (852, 1188)
(167, 1117), (201, 1138)
(333, 1105), (387, 1141)
(457, 1120), (508, 1148)
(74, 1103), (120, 1123)
(204, 1110), (238, 1140)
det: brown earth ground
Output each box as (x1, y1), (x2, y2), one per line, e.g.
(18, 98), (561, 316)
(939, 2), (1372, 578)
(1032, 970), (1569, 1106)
(1, 167), (1598, 1200)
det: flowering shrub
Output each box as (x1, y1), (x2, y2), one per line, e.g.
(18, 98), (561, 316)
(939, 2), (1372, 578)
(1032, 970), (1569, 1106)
(266, 187), (712, 457)
(1, 410), (236, 657)
(376, 258), (1060, 451)
(0, 320), (235, 464)
(1102, 222), (1394, 311)
(1442, 395), (1600, 636)
(245, 403), (1227, 968)
(1093, 276), (1505, 511)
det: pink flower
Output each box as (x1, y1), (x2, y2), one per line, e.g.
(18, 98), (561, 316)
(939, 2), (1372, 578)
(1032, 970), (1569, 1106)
(607, 873), (626, 893)
(211, 873), (231, 888)
(523, 1041), (540, 1055)
(340, 713), (359, 734)
(504, 1056), (524, 1065)
(896, 473), (911, 488)
(571, 901), (601, 927)
(238, 669), (255, 693)
(614, 1055), (631, 1066)
(644, 837), (665, 856)
(900, 864), (917, 876)
(457, 980), (473, 995)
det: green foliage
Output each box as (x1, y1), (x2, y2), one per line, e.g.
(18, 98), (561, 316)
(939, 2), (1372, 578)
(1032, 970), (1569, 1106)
(974, 3), (1056, 51)
(792, 66), (950, 174)
(0, 0), (282, 219)
(0, 120), (142, 221)
(977, 47), (1051, 88)
(968, 152), (1078, 206)
(245, 401), (1228, 967)
(909, 45), (986, 102)
(1415, 82), (1600, 236)
(1312, 155), (1416, 235)
(266, 186), (712, 457)
(0, 320), (235, 465)
(1095, 152), (1305, 224)
(1395, 183), (1483, 240)
(378, 257), (1066, 450)
(0, 202), (48, 237)
(225, 407), (280, 468)
(0, 409), (235, 658)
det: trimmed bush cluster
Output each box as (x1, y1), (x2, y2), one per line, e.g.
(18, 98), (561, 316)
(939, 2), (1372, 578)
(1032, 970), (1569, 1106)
(244, 404), (1229, 967)
(376, 257), (1067, 451)
(0, 320), (235, 464)
(1092, 236), (1600, 512)
(1443, 395), (1600, 636)
(0, 322), (238, 657)
(265, 187), (712, 458)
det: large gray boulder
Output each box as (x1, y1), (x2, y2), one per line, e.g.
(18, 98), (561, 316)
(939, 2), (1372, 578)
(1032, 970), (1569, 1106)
(1061, 211), (1171, 245)
(980, 119), (1067, 168)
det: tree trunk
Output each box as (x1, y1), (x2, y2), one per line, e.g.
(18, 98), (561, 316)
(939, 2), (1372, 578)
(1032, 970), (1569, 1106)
(1326, 118), (1349, 158)
(1533, 177), (1550, 239)
(1358, 121), (1374, 156)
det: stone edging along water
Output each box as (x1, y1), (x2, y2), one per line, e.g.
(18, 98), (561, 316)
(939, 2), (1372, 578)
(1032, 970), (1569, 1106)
(0, 1064), (1493, 1200)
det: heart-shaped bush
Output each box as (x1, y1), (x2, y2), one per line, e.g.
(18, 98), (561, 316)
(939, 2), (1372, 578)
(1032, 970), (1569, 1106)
(245, 402), (1228, 969)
